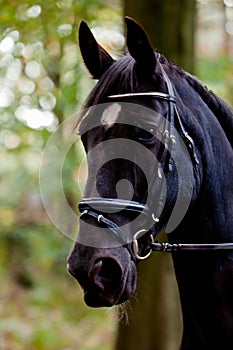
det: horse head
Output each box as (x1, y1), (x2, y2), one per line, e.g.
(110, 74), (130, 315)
(67, 17), (198, 307)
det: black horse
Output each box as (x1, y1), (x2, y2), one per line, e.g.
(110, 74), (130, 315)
(68, 17), (233, 349)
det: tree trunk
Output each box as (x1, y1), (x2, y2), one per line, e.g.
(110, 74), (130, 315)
(115, 1), (196, 349)
(124, 0), (196, 72)
(116, 254), (182, 350)
(115, 233), (182, 350)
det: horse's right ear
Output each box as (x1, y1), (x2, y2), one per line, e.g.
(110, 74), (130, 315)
(125, 17), (157, 76)
(78, 21), (114, 79)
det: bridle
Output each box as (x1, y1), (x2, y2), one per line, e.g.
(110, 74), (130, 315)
(78, 63), (233, 263)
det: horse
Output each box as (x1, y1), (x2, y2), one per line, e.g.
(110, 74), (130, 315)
(67, 17), (233, 349)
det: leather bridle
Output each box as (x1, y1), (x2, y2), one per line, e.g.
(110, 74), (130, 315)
(78, 63), (233, 262)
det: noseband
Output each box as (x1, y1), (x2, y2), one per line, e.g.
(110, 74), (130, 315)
(78, 63), (233, 262)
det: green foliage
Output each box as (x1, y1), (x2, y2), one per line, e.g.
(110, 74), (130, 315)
(0, 225), (116, 350)
(0, 1), (232, 349)
(0, 0), (123, 238)
(0, 1), (122, 349)
(196, 55), (233, 106)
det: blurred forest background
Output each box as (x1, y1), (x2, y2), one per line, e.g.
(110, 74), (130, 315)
(0, 0), (232, 349)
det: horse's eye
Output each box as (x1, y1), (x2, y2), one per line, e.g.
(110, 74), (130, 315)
(135, 125), (157, 144)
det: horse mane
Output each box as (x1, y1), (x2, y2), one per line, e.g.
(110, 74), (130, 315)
(83, 52), (233, 148)
(160, 55), (233, 148)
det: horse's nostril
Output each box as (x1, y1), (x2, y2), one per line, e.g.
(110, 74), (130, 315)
(88, 260), (103, 287)
(89, 258), (122, 290)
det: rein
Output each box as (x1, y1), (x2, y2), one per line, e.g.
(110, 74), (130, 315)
(79, 198), (233, 262)
(78, 63), (233, 262)
(151, 242), (233, 252)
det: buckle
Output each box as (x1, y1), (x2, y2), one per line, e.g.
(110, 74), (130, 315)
(132, 230), (154, 260)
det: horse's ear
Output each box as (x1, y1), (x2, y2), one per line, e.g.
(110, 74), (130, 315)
(125, 17), (157, 75)
(78, 20), (114, 79)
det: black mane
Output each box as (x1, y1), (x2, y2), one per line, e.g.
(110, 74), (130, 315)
(161, 56), (233, 148)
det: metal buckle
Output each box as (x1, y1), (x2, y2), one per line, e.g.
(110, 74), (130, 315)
(132, 230), (154, 260)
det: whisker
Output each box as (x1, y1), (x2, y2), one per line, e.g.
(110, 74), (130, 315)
(112, 294), (139, 325)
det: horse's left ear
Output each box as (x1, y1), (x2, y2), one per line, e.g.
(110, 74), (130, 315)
(125, 17), (157, 75)
(78, 20), (114, 79)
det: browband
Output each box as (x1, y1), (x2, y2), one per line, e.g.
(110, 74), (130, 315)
(108, 92), (176, 103)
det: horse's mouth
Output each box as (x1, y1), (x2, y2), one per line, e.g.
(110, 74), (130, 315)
(83, 261), (137, 307)
(84, 288), (126, 307)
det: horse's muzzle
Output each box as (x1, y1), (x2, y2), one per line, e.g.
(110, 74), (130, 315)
(67, 248), (137, 307)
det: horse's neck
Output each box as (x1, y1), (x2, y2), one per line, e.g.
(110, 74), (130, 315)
(185, 72), (233, 149)
(172, 243), (233, 348)
(168, 74), (233, 347)
(173, 71), (233, 234)
(171, 205), (233, 348)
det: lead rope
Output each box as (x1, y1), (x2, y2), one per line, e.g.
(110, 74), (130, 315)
(151, 242), (233, 252)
